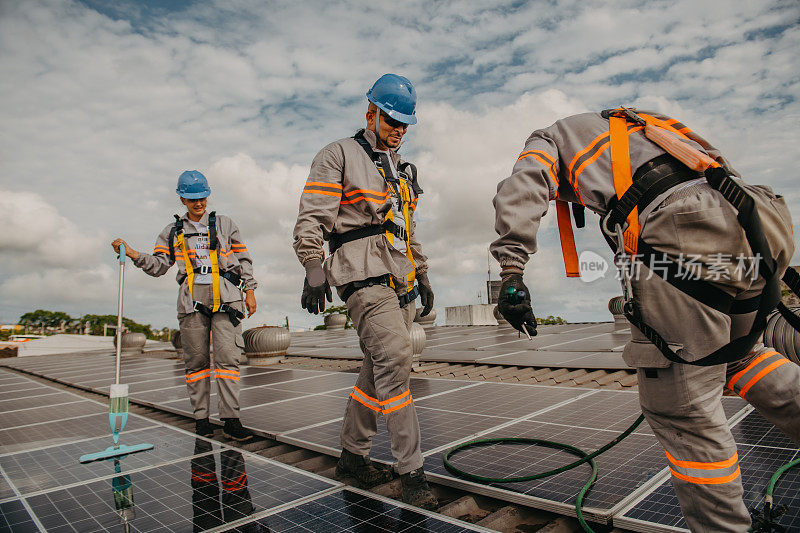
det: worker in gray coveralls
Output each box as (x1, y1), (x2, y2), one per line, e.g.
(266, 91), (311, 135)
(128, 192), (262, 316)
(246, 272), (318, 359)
(112, 170), (257, 442)
(491, 108), (800, 532)
(292, 74), (437, 509)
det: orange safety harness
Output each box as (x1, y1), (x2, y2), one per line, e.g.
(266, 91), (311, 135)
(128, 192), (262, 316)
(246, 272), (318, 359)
(327, 130), (423, 307)
(565, 107), (800, 366)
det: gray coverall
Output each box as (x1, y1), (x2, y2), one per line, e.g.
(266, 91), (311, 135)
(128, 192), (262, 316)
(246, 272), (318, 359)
(491, 111), (800, 532)
(134, 212), (257, 419)
(293, 128), (427, 474)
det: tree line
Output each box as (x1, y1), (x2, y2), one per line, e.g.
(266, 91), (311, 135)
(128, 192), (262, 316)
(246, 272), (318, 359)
(12, 310), (169, 340)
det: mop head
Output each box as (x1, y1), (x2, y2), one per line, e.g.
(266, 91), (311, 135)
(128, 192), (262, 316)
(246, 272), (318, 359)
(79, 384), (154, 463)
(79, 442), (154, 464)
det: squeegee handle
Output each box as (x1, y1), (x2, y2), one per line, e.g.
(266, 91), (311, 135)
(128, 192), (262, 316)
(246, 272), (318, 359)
(115, 244), (126, 385)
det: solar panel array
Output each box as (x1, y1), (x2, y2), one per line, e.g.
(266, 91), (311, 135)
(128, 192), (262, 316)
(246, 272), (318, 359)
(288, 323), (632, 369)
(2, 354), (798, 531)
(0, 370), (492, 532)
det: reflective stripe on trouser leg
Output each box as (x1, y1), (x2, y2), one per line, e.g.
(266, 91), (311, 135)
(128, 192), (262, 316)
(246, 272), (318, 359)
(727, 345), (800, 445)
(638, 363), (749, 532)
(179, 304), (212, 420)
(340, 285), (421, 474)
(211, 303), (243, 419)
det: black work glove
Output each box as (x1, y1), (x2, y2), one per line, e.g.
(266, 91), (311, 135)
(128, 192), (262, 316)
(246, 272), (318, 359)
(497, 273), (537, 336)
(301, 259), (332, 314)
(416, 272), (434, 317)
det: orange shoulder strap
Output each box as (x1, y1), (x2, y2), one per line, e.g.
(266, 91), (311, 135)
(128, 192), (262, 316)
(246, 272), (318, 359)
(556, 200), (580, 277)
(608, 115), (640, 255)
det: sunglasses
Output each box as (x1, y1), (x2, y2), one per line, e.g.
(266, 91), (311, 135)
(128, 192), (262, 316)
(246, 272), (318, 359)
(380, 111), (408, 130)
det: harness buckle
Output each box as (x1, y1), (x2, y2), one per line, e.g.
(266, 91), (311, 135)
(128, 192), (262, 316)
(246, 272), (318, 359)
(610, 222), (635, 304)
(197, 265), (211, 275)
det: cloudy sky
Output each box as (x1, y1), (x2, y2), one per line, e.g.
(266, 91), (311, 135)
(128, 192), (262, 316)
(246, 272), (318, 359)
(1, 0), (798, 330)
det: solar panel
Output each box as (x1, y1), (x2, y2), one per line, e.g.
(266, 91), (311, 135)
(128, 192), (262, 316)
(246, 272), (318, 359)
(238, 394), (350, 436)
(17, 450), (336, 532)
(0, 382), (52, 396)
(0, 401), (102, 431)
(414, 382), (586, 419)
(284, 323), (633, 370)
(0, 426), (220, 499)
(0, 500), (38, 531)
(0, 471), (15, 502)
(269, 373), (357, 394)
(3, 355), (793, 530)
(0, 392), (85, 412)
(253, 487), (494, 532)
(422, 421), (665, 523)
(0, 412), (159, 456)
(239, 369), (328, 387)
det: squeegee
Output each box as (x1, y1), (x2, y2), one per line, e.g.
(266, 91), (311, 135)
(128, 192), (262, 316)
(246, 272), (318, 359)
(80, 244), (154, 464)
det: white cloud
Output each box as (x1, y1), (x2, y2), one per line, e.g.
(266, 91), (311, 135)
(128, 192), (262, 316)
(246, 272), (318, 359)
(1, 0), (798, 327)
(0, 189), (101, 266)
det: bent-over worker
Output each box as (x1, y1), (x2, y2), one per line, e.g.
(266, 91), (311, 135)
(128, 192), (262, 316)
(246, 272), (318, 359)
(491, 109), (800, 532)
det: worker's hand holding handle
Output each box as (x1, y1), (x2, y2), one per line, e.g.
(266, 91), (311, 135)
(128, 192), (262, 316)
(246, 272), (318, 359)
(497, 272), (537, 337)
(244, 290), (257, 317)
(111, 238), (140, 261)
(301, 259), (332, 314)
(417, 272), (434, 317)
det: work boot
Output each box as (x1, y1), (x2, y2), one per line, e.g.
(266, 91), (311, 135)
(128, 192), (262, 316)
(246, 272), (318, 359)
(335, 449), (394, 488)
(222, 418), (254, 442)
(195, 418), (215, 438)
(400, 468), (438, 510)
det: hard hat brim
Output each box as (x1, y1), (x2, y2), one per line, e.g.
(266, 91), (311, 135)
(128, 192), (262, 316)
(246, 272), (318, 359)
(367, 95), (417, 125)
(177, 190), (210, 199)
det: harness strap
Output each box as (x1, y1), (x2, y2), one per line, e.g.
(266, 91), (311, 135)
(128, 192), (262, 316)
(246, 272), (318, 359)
(178, 269), (244, 291)
(208, 211), (221, 313)
(634, 239), (736, 314)
(605, 154), (701, 233)
(620, 156), (789, 365)
(192, 301), (245, 327)
(174, 211), (237, 319)
(608, 115), (640, 255)
(175, 218), (195, 301)
(339, 275), (418, 308)
(351, 129), (417, 295)
(556, 200), (580, 277)
(328, 221), (407, 254)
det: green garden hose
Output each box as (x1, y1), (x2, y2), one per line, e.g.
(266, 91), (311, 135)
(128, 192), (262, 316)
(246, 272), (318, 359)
(750, 457), (800, 532)
(443, 414), (646, 532)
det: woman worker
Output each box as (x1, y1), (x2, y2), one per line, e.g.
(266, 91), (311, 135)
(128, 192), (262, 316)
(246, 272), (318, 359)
(112, 170), (257, 441)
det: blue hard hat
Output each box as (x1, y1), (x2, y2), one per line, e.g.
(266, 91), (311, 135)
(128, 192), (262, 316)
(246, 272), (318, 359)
(366, 73), (417, 125)
(176, 170), (210, 199)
